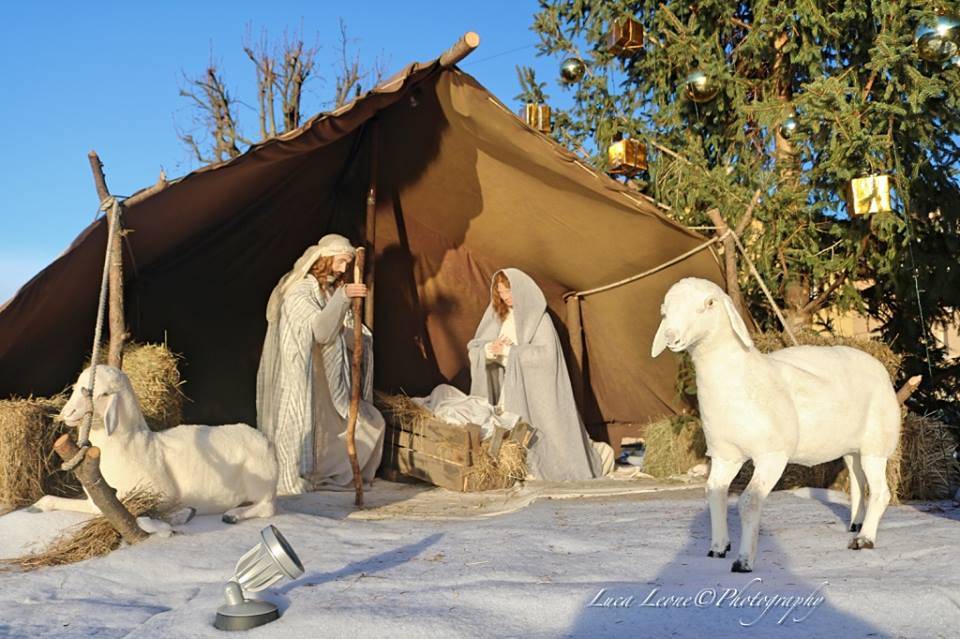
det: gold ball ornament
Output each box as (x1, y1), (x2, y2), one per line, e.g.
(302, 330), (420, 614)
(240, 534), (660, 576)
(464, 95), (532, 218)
(915, 14), (960, 63)
(779, 116), (799, 140)
(684, 70), (720, 103)
(559, 57), (586, 84)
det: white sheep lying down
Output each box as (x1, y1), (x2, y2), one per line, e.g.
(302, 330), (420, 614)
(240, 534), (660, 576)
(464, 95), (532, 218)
(31, 365), (278, 524)
(652, 278), (901, 573)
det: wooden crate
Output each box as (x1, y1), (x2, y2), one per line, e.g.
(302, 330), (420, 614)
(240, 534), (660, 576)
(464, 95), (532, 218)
(379, 407), (533, 492)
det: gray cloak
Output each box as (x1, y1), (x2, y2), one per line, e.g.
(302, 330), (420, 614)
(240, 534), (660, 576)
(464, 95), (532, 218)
(468, 268), (602, 481)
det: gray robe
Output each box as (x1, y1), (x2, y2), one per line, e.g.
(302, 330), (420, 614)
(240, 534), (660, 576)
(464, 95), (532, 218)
(468, 268), (602, 481)
(257, 276), (385, 495)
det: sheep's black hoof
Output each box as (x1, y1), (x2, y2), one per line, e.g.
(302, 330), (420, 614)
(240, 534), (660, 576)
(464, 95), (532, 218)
(731, 559), (752, 573)
(707, 543), (731, 558)
(222, 514), (239, 524)
(848, 537), (874, 550)
(849, 523), (862, 533)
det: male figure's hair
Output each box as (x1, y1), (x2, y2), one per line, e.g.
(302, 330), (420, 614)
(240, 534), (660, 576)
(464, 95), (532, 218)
(492, 271), (511, 321)
(309, 256), (347, 290)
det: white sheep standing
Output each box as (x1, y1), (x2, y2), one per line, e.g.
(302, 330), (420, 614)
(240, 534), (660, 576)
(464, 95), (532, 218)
(31, 365), (278, 524)
(651, 278), (901, 572)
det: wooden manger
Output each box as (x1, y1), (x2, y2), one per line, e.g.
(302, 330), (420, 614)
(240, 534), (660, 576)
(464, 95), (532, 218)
(377, 394), (533, 492)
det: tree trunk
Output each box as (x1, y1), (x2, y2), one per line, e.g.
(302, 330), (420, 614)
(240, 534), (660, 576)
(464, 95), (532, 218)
(783, 278), (813, 331)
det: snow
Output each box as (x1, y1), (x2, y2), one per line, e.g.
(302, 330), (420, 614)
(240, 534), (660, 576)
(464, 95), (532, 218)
(0, 478), (958, 638)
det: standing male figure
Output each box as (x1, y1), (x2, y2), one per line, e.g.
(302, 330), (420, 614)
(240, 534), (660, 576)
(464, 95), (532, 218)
(257, 234), (385, 495)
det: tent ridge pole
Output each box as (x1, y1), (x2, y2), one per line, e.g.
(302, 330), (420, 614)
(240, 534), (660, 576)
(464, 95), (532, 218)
(439, 32), (480, 67)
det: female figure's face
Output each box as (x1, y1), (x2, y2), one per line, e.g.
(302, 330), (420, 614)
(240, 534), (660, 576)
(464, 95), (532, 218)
(497, 281), (513, 308)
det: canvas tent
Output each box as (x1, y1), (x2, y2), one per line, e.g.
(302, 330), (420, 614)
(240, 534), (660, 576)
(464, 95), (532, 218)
(0, 46), (725, 446)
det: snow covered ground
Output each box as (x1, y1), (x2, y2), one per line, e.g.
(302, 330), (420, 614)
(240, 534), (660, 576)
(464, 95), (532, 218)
(0, 479), (957, 638)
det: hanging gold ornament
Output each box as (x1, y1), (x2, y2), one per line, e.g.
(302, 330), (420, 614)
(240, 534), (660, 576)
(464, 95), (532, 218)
(519, 103), (551, 134)
(846, 174), (892, 216)
(607, 137), (648, 177)
(607, 17), (644, 56)
(560, 57), (587, 84)
(915, 14), (960, 63)
(779, 115), (799, 140)
(684, 70), (720, 103)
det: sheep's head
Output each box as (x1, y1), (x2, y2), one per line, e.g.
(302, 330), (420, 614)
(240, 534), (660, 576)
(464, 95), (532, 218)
(60, 365), (131, 435)
(651, 278), (753, 357)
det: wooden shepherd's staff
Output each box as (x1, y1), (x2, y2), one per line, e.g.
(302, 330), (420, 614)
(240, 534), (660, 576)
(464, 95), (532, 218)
(347, 247), (366, 507)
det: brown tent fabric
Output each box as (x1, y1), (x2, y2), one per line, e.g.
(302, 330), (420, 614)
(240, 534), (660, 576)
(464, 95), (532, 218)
(0, 57), (724, 440)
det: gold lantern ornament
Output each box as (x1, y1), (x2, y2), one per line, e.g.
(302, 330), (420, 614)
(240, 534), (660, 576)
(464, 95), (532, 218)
(684, 69), (721, 103)
(519, 103), (551, 134)
(607, 17), (644, 56)
(846, 174), (892, 216)
(607, 136), (648, 177)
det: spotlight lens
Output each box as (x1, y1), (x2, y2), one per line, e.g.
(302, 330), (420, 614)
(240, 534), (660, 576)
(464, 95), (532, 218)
(263, 525), (305, 579)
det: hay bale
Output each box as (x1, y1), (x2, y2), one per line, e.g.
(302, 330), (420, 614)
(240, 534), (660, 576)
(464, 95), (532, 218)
(641, 415), (707, 478)
(1, 489), (166, 571)
(753, 329), (901, 380)
(90, 342), (184, 431)
(0, 394), (81, 509)
(898, 413), (960, 500)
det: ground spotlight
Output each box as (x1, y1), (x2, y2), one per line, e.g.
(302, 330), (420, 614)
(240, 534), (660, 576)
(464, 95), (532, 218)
(214, 525), (305, 631)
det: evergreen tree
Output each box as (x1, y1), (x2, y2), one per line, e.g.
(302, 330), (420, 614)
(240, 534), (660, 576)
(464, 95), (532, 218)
(521, 1), (960, 413)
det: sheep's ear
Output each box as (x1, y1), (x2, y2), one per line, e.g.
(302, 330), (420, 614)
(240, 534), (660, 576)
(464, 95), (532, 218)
(721, 296), (753, 350)
(651, 320), (668, 358)
(102, 393), (119, 436)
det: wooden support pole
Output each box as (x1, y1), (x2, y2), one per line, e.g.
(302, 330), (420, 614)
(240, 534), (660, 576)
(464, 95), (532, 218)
(53, 434), (148, 544)
(87, 151), (127, 368)
(363, 122), (379, 330)
(897, 375), (922, 405)
(705, 189), (761, 324)
(439, 32), (480, 67)
(347, 248), (367, 508)
(564, 294), (587, 414)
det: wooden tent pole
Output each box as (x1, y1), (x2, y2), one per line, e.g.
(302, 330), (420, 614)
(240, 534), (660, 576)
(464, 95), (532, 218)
(347, 247), (367, 508)
(364, 122), (379, 330)
(439, 32), (480, 67)
(54, 435), (148, 544)
(87, 151), (127, 368)
(564, 295), (587, 414)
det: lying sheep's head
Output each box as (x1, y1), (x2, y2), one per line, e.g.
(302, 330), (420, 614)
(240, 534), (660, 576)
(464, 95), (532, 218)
(60, 365), (131, 435)
(651, 278), (753, 357)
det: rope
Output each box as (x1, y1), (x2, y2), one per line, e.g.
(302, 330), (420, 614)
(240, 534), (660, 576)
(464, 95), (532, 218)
(63, 196), (120, 471)
(566, 231), (729, 299)
(562, 219), (799, 347)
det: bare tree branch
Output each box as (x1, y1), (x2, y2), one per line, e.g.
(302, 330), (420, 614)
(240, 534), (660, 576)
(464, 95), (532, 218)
(177, 62), (243, 163)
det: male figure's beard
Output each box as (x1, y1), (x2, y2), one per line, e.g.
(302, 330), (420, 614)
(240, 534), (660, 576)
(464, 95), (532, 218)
(324, 272), (345, 290)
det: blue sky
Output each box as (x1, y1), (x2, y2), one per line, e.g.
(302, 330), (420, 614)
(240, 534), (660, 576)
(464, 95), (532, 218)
(0, 1), (567, 302)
